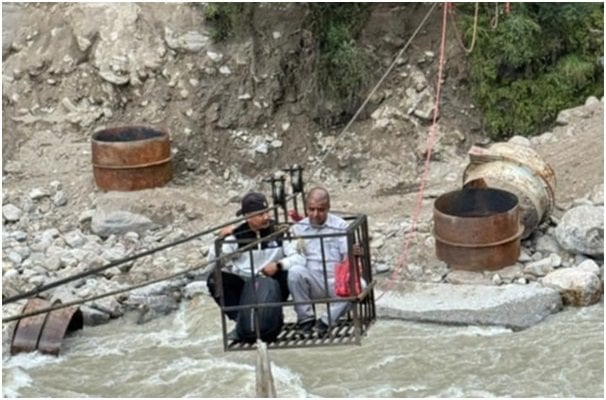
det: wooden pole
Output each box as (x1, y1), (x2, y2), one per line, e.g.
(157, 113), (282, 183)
(255, 340), (277, 397)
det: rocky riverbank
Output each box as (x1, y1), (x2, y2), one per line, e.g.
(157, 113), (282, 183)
(3, 100), (604, 345)
(2, 3), (603, 356)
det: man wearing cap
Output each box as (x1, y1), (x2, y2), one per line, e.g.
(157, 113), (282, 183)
(206, 191), (304, 340)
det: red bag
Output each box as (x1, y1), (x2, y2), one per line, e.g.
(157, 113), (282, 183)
(334, 258), (362, 297)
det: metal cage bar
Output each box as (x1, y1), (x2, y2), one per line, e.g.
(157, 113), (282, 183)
(212, 193), (376, 351)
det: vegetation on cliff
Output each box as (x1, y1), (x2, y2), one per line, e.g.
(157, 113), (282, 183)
(203, 3), (603, 139)
(457, 3), (603, 139)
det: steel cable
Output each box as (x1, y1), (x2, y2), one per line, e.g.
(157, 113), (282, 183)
(308, 2), (439, 181)
(2, 197), (294, 305)
(2, 226), (290, 323)
(377, 1), (450, 300)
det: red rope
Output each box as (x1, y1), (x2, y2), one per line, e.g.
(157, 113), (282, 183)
(505, 2), (510, 14)
(376, 2), (450, 300)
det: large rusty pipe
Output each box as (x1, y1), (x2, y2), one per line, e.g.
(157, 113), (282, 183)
(463, 143), (556, 238)
(433, 188), (523, 271)
(11, 298), (83, 356)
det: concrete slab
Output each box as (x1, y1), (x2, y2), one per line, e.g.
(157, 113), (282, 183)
(376, 281), (563, 331)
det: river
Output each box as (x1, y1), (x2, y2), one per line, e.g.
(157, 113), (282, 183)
(2, 297), (603, 398)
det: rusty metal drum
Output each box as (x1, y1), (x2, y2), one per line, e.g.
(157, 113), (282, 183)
(463, 142), (556, 238)
(91, 126), (173, 191)
(433, 188), (524, 271)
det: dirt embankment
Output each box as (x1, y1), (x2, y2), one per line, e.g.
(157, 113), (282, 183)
(2, 3), (603, 323)
(2, 2), (603, 258)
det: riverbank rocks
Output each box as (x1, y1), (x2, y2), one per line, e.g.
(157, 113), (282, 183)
(3, 204), (23, 222)
(542, 261), (603, 306)
(376, 281), (563, 330)
(1, 3), (604, 338)
(555, 205), (604, 256)
(91, 210), (154, 237)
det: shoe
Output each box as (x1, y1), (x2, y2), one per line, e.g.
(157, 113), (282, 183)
(295, 319), (315, 338)
(227, 327), (240, 342)
(313, 319), (329, 337)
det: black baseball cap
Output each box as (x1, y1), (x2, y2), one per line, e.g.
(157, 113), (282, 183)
(236, 192), (269, 216)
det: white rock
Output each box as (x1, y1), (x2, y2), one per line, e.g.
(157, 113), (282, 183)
(64, 229), (87, 248)
(206, 51), (223, 63)
(370, 236), (385, 249)
(49, 180), (62, 192)
(542, 267), (603, 306)
(255, 143), (269, 154)
(46, 255), (62, 271)
(555, 205), (604, 256)
(10, 230), (28, 241)
(508, 135), (532, 147)
(375, 263), (391, 274)
(6, 251), (23, 265)
(3, 204), (23, 222)
(184, 281), (209, 299)
(79, 209), (96, 223)
(52, 191), (67, 206)
(219, 66), (232, 75)
(524, 254), (560, 277)
(164, 28), (208, 53)
(29, 188), (50, 200)
(576, 259), (600, 275)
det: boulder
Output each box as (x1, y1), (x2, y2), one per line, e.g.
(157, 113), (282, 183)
(81, 305), (111, 326)
(91, 210), (154, 237)
(542, 267), (603, 306)
(376, 281), (562, 330)
(555, 205), (604, 256)
(183, 281), (209, 299)
(2, 204), (23, 222)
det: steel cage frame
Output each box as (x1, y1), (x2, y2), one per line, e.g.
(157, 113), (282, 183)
(211, 202), (376, 351)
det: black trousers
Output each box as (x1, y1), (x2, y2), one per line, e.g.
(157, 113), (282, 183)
(207, 270), (290, 321)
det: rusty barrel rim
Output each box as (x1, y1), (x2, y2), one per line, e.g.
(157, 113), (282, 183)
(433, 187), (522, 270)
(91, 125), (173, 191)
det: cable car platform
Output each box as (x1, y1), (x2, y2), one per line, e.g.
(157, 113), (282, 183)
(210, 167), (377, 352)
(227, 318), (373, 351)
(224, 280), (376, 351)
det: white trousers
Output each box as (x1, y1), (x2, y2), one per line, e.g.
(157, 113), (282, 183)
(287, 264), (351, 325)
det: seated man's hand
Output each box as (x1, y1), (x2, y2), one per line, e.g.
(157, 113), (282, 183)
(217, 225), (235, 239)
(261, 262), (280, 277)
(353, 243), (364, 257)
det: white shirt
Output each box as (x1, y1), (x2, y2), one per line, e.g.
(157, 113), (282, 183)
(291, 213), (349, 280)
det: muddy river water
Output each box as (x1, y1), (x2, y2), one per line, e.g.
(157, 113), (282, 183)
(2, 297), (603, 397)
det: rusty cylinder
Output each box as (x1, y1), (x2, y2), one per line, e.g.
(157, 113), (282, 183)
(91, 126), (173, 191)
(433, 188), (524, 271)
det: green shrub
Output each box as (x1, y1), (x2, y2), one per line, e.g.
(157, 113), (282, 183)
(458, 3), (603, 139)
(204, 3), (245, 41)
(306, 3), (371, 112)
